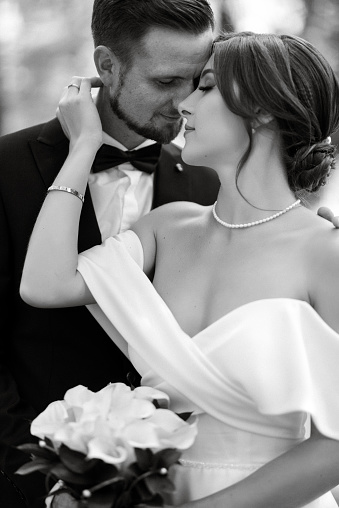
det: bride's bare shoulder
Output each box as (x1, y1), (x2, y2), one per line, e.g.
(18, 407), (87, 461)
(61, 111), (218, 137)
(154, 201), (208, 219)
(301, 209), (339, 327)
(131, 201), (209, 242)
(136, 201), (209, 229)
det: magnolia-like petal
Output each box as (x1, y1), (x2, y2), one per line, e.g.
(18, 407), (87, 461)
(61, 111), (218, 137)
(87, 420), (135, 468)
(109, 398), (156, 421)
(147, 409), (186, 432)
(98, 383), (132, 407)
(134, 386), (170, 408)
(101, 382), (132, 395)
(87, 436), (131, 466)
(71, 406), (83, 422)
(155, 418), (198, 451)
(122, 420), (161, 449)
(63, 384), (131, 424)
(91, 416), (127, 440)
(80, 396), (113, 422)
(64, 385), (96, 407)
(79, 384), (155, 423)
(80, 384), (134, 421)
(148, 410), (198, 450)
(31, 401), (70, 439)
(107, 387), (138, 412)
(53, 421), (96, 454)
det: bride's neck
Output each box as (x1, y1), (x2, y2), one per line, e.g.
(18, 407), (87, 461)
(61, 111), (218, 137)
(215, 143), (296, 225)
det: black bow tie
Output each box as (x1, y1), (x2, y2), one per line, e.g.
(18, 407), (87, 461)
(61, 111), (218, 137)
(92, 143), (162, 174)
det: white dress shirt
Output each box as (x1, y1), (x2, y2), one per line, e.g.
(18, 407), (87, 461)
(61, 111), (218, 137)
(88, 132), (156, 240)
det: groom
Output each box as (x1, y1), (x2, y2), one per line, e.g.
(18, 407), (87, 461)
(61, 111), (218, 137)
(0, 1), (218, 507)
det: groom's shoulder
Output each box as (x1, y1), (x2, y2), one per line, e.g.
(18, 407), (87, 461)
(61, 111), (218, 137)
(0, 122), (46, 147)
(0, 118), (64, 152)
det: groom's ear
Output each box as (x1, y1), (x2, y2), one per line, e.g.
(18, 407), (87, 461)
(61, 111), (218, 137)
(94, 45), (121, 88)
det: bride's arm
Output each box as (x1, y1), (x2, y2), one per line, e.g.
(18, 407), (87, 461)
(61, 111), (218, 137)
(180, 421), (339, 508)
(20, 77), (103, 308)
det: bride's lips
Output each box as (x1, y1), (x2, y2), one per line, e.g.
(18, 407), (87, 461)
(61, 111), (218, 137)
(184, 125), (195, 134)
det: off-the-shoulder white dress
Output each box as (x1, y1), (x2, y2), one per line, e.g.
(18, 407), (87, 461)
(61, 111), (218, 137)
(77, 231), (339, 507)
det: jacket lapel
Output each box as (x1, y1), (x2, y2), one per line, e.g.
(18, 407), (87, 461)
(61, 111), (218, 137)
(29, 118), (69, 188)
(29, 118), (101, 252)
(152, 143), (191, 208)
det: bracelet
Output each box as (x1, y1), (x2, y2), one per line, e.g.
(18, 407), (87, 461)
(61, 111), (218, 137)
(47, 185), (85, 203)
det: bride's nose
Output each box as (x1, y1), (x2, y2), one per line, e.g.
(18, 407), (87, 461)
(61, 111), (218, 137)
(178, 96), (193, 119)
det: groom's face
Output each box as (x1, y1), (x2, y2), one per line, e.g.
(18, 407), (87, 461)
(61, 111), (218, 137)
(109, 27), (213, 144)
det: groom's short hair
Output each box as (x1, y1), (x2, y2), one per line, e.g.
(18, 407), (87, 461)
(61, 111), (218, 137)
(91, 0), (215, 68)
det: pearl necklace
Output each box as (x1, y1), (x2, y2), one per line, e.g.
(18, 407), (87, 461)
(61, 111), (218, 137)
(212, 199), (301, 229)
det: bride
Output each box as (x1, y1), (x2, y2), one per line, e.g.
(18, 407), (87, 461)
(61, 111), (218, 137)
(21, 32), (339, 507)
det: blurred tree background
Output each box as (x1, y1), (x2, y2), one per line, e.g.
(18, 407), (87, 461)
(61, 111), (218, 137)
(0, 0), (338, 211)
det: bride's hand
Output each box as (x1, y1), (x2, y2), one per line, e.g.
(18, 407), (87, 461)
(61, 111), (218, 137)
(56, 76), (103, 151)
(317, 206), (339, 228)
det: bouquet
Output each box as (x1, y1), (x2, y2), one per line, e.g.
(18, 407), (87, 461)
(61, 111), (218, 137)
(16, 383), (197, 507)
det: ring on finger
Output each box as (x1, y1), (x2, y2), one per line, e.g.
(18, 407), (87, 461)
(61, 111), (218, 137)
(67, 83), (80, 90)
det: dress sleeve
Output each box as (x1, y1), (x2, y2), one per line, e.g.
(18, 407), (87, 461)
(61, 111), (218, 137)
(222, 299), (339, 440)
(112, 230), (144, 268)
(83, 230), (144, 268)
(77, 230), (144, 358)
(76, 231), (240, 424)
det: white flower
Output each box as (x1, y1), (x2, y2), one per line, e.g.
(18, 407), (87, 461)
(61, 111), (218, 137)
(30, 383), (197, 469)
(122, 419), (163, 450)
(87, 419), (135, 467)
(53, 420), (97, 454)
(31, 400), (70, 440)
(147, 409), (198, 450)
(123, 409), (198, 451)
(133, 386), (170, 408)
(64, 385), (96, 407)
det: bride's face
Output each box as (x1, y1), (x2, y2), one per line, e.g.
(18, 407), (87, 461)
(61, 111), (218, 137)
(179, 57), (249, 170)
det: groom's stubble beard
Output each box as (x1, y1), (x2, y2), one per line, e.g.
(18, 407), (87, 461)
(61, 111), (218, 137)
(109, 71), (183, 144)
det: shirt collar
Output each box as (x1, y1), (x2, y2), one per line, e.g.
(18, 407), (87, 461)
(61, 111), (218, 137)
(102, 131), (157, 151)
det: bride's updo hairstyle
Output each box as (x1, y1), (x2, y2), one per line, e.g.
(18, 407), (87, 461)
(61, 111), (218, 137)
(213, 32), (339, 193)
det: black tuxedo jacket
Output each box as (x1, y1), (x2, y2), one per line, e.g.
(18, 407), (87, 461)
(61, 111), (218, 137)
(0, 118), (220, 507)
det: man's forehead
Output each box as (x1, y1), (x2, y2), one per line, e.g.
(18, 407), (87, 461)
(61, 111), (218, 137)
(137, 27), (213, 67)
(130, 58), (209, 82)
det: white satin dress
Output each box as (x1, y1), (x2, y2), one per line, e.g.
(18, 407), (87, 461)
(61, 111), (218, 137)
(77, 231), (339, 507)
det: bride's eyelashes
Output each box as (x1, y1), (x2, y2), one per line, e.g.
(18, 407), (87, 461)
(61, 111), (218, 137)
(198, 85), (214, 92)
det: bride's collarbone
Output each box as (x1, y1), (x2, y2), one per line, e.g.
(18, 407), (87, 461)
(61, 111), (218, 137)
(154, 219), (314, 335)
(158, 229), (307, 289)
(154, 238), (309, 334)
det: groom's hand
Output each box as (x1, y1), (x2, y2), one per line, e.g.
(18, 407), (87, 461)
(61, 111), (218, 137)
(317, 207), (339, 228)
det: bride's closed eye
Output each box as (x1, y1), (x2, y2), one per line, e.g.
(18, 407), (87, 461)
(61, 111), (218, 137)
(198, 85), (214, 92)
